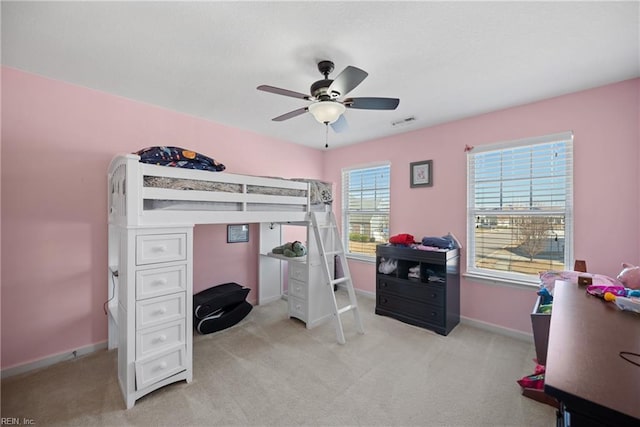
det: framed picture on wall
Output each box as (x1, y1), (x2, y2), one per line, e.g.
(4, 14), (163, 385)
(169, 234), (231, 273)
(410, 160), (433, 188)
(227, 224), (249, 243)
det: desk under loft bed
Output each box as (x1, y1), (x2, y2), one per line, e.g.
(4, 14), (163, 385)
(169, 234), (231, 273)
(107, 154), (336, 408)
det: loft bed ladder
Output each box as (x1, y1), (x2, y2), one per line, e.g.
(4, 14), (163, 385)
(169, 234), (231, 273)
(310, 211), (364, 344)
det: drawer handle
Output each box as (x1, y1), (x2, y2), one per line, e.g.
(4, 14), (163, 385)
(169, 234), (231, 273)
(382, 283), (387, 287)
(153, 334), (167, 343)
(154, 307), (167, 316)
(151, 245), (167, 253)
(154, 361), (168, 372)
(431, 293), (437, 298)
(430, 312), (437, 317)
(151, 278), (168, 286)
(382, 298), (388, 303)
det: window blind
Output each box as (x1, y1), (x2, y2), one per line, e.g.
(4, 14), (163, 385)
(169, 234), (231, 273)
(342, 163), (390, 258)
(467, 132), (573, 281)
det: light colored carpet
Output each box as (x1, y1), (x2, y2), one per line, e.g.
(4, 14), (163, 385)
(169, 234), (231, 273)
(1, 291), (555, 426)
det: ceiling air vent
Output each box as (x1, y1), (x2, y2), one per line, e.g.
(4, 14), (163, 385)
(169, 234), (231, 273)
(391, 116), (416, 127)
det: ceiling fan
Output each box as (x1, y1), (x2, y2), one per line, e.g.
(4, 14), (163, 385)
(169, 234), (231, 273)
(257, 60), (400, 133)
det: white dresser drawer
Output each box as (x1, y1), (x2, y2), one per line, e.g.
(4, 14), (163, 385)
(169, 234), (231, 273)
(136, 293), (185, 330)
(288, 278), (307, 301)
(136, 233), (187, 265)
(135, 345), (186, 390)
(289, 262), (307, 282)
(136, 264), (187, 300)
(289, 296), (307, 322)
(136, 319), (185, 359)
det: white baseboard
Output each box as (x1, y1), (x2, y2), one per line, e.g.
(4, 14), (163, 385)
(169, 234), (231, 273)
(354, 288), (376, 300)
(1, 341), (108, 379)
(357, 286), (532, 342)
(335, 286), (533, 343)
(460, 316), (534, 343)
(1, 297), (530, 379)
(337, 284), (376, 300)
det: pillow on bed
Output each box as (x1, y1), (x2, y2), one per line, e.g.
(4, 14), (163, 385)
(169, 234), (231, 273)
(135, 146), (226, 172)
(292, 179), (333, 204)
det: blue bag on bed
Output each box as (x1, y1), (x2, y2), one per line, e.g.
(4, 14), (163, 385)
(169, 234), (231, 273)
(135, 146), (226, 172)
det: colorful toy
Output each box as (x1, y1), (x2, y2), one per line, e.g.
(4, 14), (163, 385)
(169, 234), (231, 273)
(517, 363), (546, 390)
(617, 263), (640, 290)
(272, 241), (307, 257)
(517, 373), (545, 390)
(538, 304), (552, 314)
(586, 285), (627, 298)
(537, 287), (553, 305)
(604, 292), (640, 314)
(586, 284), (640, 298)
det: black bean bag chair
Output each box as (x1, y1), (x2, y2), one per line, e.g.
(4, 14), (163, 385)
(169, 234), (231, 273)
(195, 301), (253, 335)
(193, 282), (252, 334)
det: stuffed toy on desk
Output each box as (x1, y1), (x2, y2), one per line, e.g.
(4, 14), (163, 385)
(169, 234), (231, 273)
(617, 263), (640, 290)
(272, 241), (307, 257)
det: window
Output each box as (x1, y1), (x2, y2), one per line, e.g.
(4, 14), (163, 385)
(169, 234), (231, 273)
(342, 163), (390, 260)
(467, 132), (573, 283)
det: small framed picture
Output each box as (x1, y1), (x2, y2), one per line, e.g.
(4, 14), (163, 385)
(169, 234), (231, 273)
(410, 160), (433, 188)
(227, 224), (249, 243)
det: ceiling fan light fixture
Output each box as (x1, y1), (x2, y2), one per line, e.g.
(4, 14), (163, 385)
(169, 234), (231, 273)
(308, 101), (346, 124)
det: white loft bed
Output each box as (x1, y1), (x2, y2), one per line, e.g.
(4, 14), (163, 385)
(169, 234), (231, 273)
(107, 153), (336, 408)
(107, 152), (334, 315)
(108, 154), (331, 227)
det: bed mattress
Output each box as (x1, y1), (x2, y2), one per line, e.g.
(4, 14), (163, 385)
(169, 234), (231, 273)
(143, 176), (333, 205)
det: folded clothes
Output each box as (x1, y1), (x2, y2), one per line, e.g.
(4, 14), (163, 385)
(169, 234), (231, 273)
(421, 233), (458, 249)
(389, 233), (415, 245)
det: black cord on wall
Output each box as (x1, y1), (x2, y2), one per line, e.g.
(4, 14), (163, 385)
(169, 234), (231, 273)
(103, 270), (117, 315)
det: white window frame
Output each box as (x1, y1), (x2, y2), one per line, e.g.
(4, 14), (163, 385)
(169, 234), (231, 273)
(466, 131), (574, 286)
(341, 162), (391, 262)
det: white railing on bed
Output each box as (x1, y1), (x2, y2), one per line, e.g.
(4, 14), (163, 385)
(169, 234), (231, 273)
(108, 154), (320, 227)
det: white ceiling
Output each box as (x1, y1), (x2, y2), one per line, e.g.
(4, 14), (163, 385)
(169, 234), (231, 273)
(2, 1), (639, 149)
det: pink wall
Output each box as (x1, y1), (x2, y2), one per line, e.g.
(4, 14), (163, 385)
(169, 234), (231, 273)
(638, 81), (640, 259)
(325, 78), (640, 333)
(0, 67), (323, 369)
(2, 66), (638, 370)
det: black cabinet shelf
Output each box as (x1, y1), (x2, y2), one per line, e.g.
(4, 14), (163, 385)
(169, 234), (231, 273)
(375, 244), (460, 336)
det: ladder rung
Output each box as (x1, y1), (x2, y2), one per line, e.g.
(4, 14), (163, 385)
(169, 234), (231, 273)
(324, 250), (343, 256)
(330, 277), (349, 286)
(337, 305), (356, 315)
(318, 224), (336, 229)
(311, 211), (364, 343)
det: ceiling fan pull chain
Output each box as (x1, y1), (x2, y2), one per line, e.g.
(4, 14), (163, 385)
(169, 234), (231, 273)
(325, 123), (329, 149)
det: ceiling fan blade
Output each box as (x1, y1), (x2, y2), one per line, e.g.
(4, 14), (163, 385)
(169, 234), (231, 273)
(345, 97), (400, 110)
(272, 107), (308, 122)
(328, 66), (368, 97)
(257, 85), (310, 100)
(330, 114), (348, 133)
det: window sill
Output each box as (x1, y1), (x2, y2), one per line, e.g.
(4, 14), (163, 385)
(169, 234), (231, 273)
(345, 254), (375, 264)
(463, 271), (539, 289)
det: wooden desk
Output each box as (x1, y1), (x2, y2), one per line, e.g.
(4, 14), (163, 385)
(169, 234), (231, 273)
(544, 281), (640, 426)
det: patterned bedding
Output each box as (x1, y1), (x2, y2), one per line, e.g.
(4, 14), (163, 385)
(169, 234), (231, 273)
(143, 176), (332, 205)
(291, 178), (333, 204)
(136, 146), (333, 205)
